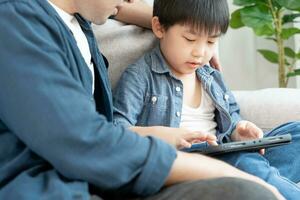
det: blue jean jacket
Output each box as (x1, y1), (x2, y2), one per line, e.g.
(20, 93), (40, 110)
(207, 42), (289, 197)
(113, 45), (242, 143)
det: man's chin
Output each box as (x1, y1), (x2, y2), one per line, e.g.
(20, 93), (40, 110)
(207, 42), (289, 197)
(91, 17), (108, 25)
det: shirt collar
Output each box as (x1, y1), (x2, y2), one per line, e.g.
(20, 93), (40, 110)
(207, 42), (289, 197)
(47, 1), (92, 32)
(48, 1), (74, 26)
(149, 45), (171, 74)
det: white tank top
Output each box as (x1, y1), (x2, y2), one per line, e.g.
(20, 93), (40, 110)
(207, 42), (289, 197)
(180, 84), (217, 135)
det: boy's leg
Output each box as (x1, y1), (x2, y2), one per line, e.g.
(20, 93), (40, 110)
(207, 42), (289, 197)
(132, 178), (278, 200)
(264, 121), (300, 182)
(219, 122), (300, 199)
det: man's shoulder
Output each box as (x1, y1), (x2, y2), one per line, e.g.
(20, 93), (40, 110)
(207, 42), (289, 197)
(0, 0), (40, 8)
(0, 0), (56, 19)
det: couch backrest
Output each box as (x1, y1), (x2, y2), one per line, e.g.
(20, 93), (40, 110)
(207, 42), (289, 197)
(93, 20), (157, 90)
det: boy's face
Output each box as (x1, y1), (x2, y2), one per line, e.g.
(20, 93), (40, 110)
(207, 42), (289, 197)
(73, 0), (125, 24)
(153, 19), (220, 78)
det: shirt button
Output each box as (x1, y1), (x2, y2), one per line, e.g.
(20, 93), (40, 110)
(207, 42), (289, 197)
(151, 96), (157, 104)
(175, 86), (181, 92)
(224, 94), (230, 101)
(176, 111), (181, 117)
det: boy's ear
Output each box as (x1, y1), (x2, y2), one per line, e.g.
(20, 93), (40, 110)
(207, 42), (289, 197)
(152, 17), (164, 39)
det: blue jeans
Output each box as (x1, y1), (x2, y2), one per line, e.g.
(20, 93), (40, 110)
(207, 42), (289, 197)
(218, 121), (300, 200)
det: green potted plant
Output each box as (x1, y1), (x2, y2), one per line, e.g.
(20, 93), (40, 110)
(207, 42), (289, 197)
(230, 0), (300, 87)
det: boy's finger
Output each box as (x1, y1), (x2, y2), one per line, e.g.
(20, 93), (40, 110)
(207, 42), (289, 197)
(207, 140), (218, 146)
(206, 134), (217, 141)
(188, 131), (208, 140)
(179, 139), (192, 149)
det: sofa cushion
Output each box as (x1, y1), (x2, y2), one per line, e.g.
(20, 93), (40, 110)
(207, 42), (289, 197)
(233, 89), (300, 131)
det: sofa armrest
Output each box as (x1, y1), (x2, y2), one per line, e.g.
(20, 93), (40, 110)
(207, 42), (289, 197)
(233, 89), (300, 131)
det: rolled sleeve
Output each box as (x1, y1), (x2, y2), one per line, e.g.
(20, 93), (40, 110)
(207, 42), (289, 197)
(132, 137), (177, 196)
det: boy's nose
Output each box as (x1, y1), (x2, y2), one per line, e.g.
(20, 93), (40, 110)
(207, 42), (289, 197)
(192, 46), (205, 58)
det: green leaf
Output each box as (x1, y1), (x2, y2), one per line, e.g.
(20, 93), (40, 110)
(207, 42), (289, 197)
(240, 6), (273, 27)
(265, 37), (277, 42)
(287, 69), (300, 77)
(275, 0), (300, 11)
(233, 0), (259, 6)
(297, 52), (300, 59)
(230, 9), (245, 29)
(281, 28), (300, 39)
(284, 47), (296, 58)
(283, 13), (300, 24)
(258, 49), (279, 63)
(253, 24), (275, 36)
(240, 6), (274, 35)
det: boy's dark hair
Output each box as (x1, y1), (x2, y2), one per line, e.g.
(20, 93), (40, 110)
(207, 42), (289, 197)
(153, 0), (229, 35)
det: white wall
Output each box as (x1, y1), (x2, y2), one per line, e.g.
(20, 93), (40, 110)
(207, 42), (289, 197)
(220, 0), (299, 90)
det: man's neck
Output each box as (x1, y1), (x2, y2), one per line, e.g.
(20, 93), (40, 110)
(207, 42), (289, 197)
(49, 0), (76, 14)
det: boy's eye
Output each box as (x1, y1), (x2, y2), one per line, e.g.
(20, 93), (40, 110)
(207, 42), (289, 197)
(182, 35), (196, 42)
(208, 40), (216, 45)
(184, 36), (196, 42)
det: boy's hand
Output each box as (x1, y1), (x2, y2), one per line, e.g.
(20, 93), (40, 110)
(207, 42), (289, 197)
(129, 126), (217, 149)
(231, 120), (265, 154)
(175, 129), (218, 149)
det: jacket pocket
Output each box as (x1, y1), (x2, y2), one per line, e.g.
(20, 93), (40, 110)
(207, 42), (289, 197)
(139, 94), (169, 126)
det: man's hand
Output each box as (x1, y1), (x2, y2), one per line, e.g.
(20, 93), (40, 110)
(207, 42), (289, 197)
(209, 52), (222, 71)
(231, 120), (265, 154)
(114, 0), (153, 29)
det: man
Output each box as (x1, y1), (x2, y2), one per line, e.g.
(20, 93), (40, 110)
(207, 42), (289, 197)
(0, 0), (283, 199)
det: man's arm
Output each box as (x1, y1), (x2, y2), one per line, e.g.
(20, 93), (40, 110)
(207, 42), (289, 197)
(0, 2), (176, 196)
(114, 1), (153, 29)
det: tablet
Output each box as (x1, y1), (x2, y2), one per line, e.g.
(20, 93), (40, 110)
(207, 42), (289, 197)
(182, 134), (292, 156)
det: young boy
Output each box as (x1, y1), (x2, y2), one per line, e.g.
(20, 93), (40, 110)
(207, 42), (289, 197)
(113, 0), (300, 199)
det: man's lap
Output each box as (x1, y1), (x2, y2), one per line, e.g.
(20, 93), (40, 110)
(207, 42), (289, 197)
(93, 178), (277, 200)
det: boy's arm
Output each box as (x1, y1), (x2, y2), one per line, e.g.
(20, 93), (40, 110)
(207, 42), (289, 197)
(213, 71), (265, 144)
(211, 70), (242, 142)
(113, 64), (146, 126)
(130, 126), (218, 148)
(114, 1), (153, 29)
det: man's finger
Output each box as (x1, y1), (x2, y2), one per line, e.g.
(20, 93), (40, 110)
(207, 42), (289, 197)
(209, 56), (222, 71)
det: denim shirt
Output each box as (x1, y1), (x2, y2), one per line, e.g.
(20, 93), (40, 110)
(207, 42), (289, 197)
(0, 0), (176, 198)
(113, 45), (242, 143)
